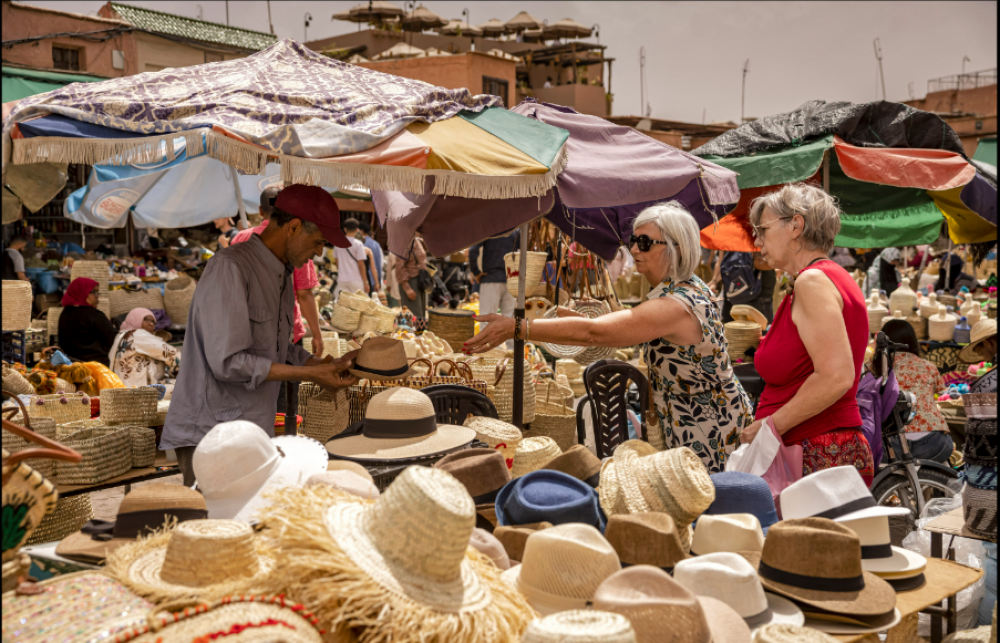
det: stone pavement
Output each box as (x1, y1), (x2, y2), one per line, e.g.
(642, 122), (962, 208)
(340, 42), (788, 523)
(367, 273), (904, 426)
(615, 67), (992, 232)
(89, 474), (183, 520)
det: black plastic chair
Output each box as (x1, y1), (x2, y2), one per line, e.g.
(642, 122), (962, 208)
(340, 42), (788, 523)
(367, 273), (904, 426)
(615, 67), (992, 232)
(581, 359), (649, 459)
(422, 384), (499, 425)
(732, 362), (765, 407)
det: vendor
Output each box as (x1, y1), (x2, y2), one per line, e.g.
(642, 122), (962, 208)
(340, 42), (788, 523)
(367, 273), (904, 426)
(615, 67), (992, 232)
(866, 247), (901, 295)
(3, 236), (29, 281)
(161, 185), (360, 487)
(109, 307), (180, 393)
(57, 277), (116, 366)
(466, 201), (753, 473)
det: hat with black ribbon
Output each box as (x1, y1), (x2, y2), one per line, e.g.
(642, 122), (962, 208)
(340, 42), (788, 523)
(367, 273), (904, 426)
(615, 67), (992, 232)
(348, 337), (419, 381)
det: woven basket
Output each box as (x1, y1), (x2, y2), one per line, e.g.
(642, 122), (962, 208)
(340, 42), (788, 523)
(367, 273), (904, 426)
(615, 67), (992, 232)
(357, 313), (381, 335)
(297, 383), (351, 443)
(3, 416), (58, 480)
(571, 299), (616, 365)
(2, 552), (31, 593)
(164, 275), (196, 326)
(370, 306), (397, 334)
(59, 420), (156, 468)
(99, 387), (159, 426)
(309, 331), (343, 359)
(541, 307), (587, 359)
(928, 306), (959, 342)
(332, 304), (361, 331)
(428, 308), (475, 349)
(108, 288), (165, 318)
(504, 251), (547, 298)
(528, 383), (576, 451)
(70, 260), (109, 292)
(26, 393), (92, 425)
(494, 359), (535, 424)
(2, 362), (35, 396)
(907, 311), (928, 340)
(2, 280), (33, 331)
(46, 307), (63, 341)
(339, 290), (378, 313)
(54, 426), (132, 485)
(25, 495), (95, 546)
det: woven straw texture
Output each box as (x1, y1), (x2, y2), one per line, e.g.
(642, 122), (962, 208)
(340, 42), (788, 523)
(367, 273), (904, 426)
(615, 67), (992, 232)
(889, 278), (918, 314)
(54, 378), (76, 393)
(339, 290), (378, 313)
(310, 331), (344, 359)
(155, 400), (169, 426)
(541, 306), (587, 359)
(333, 303), (362, 331)
(26, 494), (95, 545)
(512, 436), (562, 478)
(108, 288), (165, 318)
(429, 309), (476, 348)
(907, 311), (928, 340)
(2, 362), (34, 396)
(504, 251), (548, 298)
(164, 275), (196, 326)
(100, 386), (159, 426)
(464, 416), (522, 470)
(3, 416), (58, 480)
(26, 392), (92, 425)
(46, 306), (63, 340)
(2, 280), (32, 331)
(298, 382), (352, 443)
(493, 359), (536, 424)
(867, 295), (888, 335)
(521, 610), (637, 643)
(929, 306), (959, 341)
(1, 552), (30, 593)
(358, 305), (397, 334)
(70, 260), (110, 291)
(556, 359), (584, 381)
(55, 426), (132, 484)
(2, 447), (59, 557)
(60, 420), (156, 468)
(347, 381), (398, 424)
(754, 624), (841, 643)
(572, 299), (616, 365)
(527, 403), (576, 451)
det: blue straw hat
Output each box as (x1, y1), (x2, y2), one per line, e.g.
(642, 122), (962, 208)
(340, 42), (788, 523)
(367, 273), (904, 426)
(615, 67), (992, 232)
(495, 470), (606, 532)
(705, 472), (779, 532)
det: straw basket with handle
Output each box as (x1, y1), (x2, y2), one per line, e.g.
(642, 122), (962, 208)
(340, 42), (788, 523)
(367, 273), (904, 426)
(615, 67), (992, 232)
(493, 359), (536, 424)
(58, 419), (157, 468)
(2, 281), (32, 331)
(504, 251), (548, 298)
(527, 380), (577, 451)
(3, 413), (59, 480)
(164, 275), (196, 326)
(25, 392), (92, 425)
(2, 361), (34, 396)
(428, 308), (476, 350)
(297, 382), (351, 443)
(401, 358), (488, 396)
(339, 290), (378, 313)
(108, 288), (165, 318)
(99, 387), (159, 426)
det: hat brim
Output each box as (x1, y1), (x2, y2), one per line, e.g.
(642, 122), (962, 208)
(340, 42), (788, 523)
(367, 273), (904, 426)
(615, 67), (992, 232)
(759, 569), (897, 617)
(886, 573), (926, 592)
(318, 223), (352, 249)
(348, 363), (420, 381)
(699, 596), (753, 643)
(862, 546), (927, 576)
(326, 424), (476, 461)
(500, 564), (590, 616)
(802, 607), (901, 634)
(204, 435), (328, 523)
(959, 336), (995, 363)
(833, 504), (911, 523)
(56, 532), (133, 564)
(746, 593), (805, 632)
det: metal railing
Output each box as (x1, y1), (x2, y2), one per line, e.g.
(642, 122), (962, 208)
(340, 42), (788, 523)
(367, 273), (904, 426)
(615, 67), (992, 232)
(927, 68), (996, 93)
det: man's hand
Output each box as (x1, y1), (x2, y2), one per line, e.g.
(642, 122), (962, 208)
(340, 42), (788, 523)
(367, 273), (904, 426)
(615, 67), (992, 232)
(309, 357), (359, 391)
(403, 284), (416, 301)
(311, 335), (324, 357)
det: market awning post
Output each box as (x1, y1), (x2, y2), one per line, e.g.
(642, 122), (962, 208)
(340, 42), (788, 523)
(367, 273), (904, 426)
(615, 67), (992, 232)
(512, 222), (529, 428)
(230, 165), (248, 230)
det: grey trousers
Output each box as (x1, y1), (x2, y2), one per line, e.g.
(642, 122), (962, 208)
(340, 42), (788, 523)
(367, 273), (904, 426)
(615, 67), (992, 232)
(175, 446), (197, 488)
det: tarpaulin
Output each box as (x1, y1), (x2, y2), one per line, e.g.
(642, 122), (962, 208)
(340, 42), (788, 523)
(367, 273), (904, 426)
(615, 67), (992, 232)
(700, 135), (832, 190)
(973, 136), (996, 167)
(833, 136), (976, 191)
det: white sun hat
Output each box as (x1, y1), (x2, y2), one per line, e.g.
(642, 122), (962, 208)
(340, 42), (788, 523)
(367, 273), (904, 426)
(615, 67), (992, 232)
(779, 465), (909, 523)
(839, 515), (927, 580)
(193, 421), (328, 523)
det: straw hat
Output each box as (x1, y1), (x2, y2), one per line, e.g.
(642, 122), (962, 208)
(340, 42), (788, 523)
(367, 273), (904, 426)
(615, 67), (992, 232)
(542, 444), (602, 488)
(604, 513), (688, 570)
(255, 466), (536, 643)
(494, 521), (553, 562)
(959, 318), (997, 362)
(839, 515), (927, 579)
(511, 436), (562, 478)
(104, 519), (276, 603)
(673, 552), (804, 632)
(500, 523), (621, 615)
(494, 470), (605, 531)
(306, 470), (380, 499)
(56, 484), (208, 564)
(2, 448), (59, 560)
(753, 624), (840, 643)
(706, 472), (779, 532)
(348, 336), (417, 380)
(193, 421), (328, 523)
(434, 447), (511, 505)
(326, 387), (475, 462)
(691, 513), (765, 563)
(592, 565), (751, 643)
(470, 527), (512, 570)
(463, 416), (522, 470)
(757, 518), (896, 618)
(779, 465), (909, 523)
(521, 610), (637, 643)
(731, 304), (768, 330)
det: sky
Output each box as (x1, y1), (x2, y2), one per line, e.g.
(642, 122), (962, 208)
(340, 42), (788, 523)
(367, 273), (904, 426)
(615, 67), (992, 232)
(15, 1), (999, 123)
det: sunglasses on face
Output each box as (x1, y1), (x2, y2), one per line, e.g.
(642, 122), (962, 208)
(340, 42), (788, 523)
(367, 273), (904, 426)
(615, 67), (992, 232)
(629, 234), (674, 253)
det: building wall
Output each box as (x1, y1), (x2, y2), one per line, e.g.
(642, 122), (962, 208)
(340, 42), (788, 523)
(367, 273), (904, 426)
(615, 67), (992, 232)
(534, 84), (608, 117)
(134, 31), (244, 73)
(1, 1), (137, 77)
(904, 85), (997, 117)
(306, 28), (539, 61)
(942, 114), (998, 157)
(358, 53), (516, 105)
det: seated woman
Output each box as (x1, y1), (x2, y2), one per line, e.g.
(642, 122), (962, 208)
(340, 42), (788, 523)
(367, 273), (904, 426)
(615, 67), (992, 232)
(109, 308), (180, 394)
(739, 184), (874, 482)
(466, 202), (753, 473)
(57, 277), (116, 366)
(873, 319), (953, 464)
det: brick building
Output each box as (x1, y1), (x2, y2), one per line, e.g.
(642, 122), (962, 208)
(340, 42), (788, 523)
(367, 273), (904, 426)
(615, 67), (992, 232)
(904, 68), (997, 157)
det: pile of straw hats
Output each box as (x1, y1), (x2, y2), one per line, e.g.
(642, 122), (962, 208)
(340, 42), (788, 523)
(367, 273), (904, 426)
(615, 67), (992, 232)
(724, 304), (767, 362)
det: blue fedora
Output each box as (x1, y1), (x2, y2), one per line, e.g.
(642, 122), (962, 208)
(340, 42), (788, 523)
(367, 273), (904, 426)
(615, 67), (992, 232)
(495, 470), (606, 532)
(704, 471), (779, 533)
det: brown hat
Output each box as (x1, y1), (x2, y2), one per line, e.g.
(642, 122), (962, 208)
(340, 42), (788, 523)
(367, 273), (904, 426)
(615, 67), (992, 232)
(758, 518), (897, 618)
(433, 447), (511, 505)
(494, 522), (553, 562)
(542, 445), (602, 488)
(604, 513), (688, 571)
(56, 484), (207, 564)
(348, 336), (418, 380)
(470, 527), (513, 570)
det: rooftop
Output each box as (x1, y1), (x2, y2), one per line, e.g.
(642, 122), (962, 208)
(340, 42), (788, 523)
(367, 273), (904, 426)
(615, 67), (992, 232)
(7, 1), (130, 26)
(606, 116), (737, 137)
(106, 2), (277, 51)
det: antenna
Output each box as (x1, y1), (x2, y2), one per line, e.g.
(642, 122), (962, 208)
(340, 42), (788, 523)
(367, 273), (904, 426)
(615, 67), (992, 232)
(908, 82), (915, 100)
(304, 12), (313, 42)
(196, 4), (203, 20)
(639, 46), (647, 118)
(962, 55), (971, 75)
(873, 38), (886, 101)
(741, 59), (750, 123)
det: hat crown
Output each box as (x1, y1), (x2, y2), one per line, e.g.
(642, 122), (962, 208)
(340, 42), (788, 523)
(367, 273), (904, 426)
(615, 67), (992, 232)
(642, 448), (715, 524)
(592, 566), (713, 640)
(434, 448), (510, 497)
(519, 523), (621, 600)
(193, 421), (278, 495)
(365, 386), (435, 421)
(367, 466), (475, 583)
(754, 624), (840, 643)
(159, 519), (261, 587)
(761, 518), (862, 580)
(605, 513), (686, 568)
(779, 465), (871, 521)
(521, 610), (637, 643)
(464, 416), (522, 443)
(691, 513), (764, 556)
(839, 515), (891, 548)
(118, 483), (207, 514)
(674, 552), (768, 619)
(707, 471), (779, 528)
(354, 337), (409, 376)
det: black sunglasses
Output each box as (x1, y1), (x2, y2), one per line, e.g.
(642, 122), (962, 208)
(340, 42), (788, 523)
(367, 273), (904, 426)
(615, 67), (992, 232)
(629, 234), (674, 253)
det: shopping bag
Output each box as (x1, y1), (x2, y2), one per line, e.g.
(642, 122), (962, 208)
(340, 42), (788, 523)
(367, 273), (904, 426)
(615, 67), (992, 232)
(726, 417), (802, 511)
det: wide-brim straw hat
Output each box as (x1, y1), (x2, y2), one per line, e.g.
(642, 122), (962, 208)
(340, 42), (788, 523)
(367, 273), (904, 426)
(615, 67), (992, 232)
(348, 336), (419, 380)
(542, 444), (602, 488)
(511, 436), (563, 478)
(326, 387), (475, 461)
(253, 466), (536, 643)
(520, 610), (637, 643)
(752, 624), (841, 643)
(104, 519), (276, 603)
(959, 318), (997, 362)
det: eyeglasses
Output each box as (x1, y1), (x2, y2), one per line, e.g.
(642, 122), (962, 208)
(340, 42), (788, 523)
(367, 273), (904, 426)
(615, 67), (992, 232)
(751, 216), (793, 240)
(630, 234), (675, 253)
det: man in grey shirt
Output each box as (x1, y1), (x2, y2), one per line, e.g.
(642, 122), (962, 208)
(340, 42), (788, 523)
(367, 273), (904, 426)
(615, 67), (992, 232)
(3, 236), (29, 281)
(161, 185), (356, 486)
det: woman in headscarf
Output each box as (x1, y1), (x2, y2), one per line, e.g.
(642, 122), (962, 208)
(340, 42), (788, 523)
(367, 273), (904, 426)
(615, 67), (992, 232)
(109, 308), (180, 393)
(866, 247), (901, 296)
(57, 277), (116, 365)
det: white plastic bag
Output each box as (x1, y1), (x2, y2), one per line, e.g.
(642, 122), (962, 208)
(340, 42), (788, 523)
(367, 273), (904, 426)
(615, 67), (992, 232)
(725, 419), (780, 476)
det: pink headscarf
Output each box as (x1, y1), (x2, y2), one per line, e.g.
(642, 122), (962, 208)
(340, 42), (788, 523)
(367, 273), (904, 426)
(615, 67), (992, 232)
(121, 308), (155, 331)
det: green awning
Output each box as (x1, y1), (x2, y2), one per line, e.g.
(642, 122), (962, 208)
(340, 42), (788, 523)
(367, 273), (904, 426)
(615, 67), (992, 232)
(699, 135), (833, 190)
(973, 136), (996, 167)
(2, 66), (106, 103)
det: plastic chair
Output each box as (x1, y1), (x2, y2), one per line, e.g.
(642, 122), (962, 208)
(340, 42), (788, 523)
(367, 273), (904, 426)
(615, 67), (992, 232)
(422, 384), (499, 425)
(581, 359), (649, 459)
(732, 362), (765, 406)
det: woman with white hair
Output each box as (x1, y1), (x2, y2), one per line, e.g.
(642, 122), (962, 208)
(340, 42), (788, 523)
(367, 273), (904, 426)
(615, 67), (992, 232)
(739, 183), (874, 482)
(465, 202), (753, 473)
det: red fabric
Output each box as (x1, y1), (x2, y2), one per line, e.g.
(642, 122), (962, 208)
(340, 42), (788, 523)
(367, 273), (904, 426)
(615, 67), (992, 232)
(753, 259), (869, 445)
(62, 277), (99, 307)
(800, 429), (875, 485)
(833, 135), (976, 191)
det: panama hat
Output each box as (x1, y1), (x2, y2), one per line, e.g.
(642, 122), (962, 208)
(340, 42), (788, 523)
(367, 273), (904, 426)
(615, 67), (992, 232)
(193, 421), (328, 523)
(757, 518), (897, 619)
(56, 484), (207, 564)
(469, 527), (513, 570)
(542, 444), (602, 488)
(691, 514), (765, 564)
(494, 521), (553, 562)
(501, 523), (621, 615)
(521, 610), (637, 643)
(706, 472), (779, 532)
(604, 513), (688, 571)
(104, 519), (276, 603)
(839, 515), (927, 582)
(494, 469), (606, 531)
(779, 465), (909, 523)
(959, 318), (997, 362)
(592, 565), (752, 643)
(753, 624), (841, 642)
(348, 336), (418, 380)
(305, 469), (380, 499)
(511, 436), (563, 478)
(253, 466), (536, 643)
(326, 387), (475, 462)
(434, 447), (511, 506)
(463, 416), (522, 470)
(674, 552), (804, 632)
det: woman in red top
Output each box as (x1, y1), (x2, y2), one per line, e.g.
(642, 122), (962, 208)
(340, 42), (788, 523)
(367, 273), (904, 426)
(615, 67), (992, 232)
(739, 184), (874, 483)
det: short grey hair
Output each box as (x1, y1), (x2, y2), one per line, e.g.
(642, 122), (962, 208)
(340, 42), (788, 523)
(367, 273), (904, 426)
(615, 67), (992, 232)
(749, 183), (842, 253)
(631, 201), (701, 282)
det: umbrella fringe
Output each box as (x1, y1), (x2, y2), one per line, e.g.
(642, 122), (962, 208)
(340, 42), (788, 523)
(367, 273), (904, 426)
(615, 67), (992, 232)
(11, 130), (204, 167)
(430, 141), (567, 200)
(280, 156), (428, 195)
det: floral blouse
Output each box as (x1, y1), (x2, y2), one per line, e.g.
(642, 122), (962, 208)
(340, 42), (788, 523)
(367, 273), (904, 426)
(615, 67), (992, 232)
(642, 276), (754, 473)
(893, 352), (949, 434)
(109, 329), (179, 388)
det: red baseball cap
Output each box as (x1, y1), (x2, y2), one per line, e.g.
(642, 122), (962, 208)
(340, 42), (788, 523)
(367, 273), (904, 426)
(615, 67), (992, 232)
(273, 184), (352, 248)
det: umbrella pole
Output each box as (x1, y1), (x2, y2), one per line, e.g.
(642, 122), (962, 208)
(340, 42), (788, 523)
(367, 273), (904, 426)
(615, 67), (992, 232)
(231, 165), (248, 230)
(822, 153), (830, 192)
(513, 222), (529, 428)
(945, 237), (953, 289)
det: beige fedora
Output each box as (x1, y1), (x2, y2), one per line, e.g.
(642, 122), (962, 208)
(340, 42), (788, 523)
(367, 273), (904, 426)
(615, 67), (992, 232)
(500, 523), (621, 615)
(691, 513), (765, 561)
(521, 610), (637, 643)
(542, 444), (602, 488)
(753, 624), (840, 642)
(592, 565), (751, 643)
(348, 336), (418, 380)
(511, 436), (563, 478)
(959, 318), (997, 363)
(464, 416), (522, 470)
(494, 521), (553, 562)
(604, 513), (688, 570)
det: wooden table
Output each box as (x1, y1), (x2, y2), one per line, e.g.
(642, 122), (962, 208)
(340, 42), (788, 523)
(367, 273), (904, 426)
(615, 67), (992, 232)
(56, 453), (179, 498)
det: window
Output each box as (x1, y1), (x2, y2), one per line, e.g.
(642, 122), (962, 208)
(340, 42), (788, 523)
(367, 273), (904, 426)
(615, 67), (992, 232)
(52, 46), (81, 71)
(482, 76), (509, 106)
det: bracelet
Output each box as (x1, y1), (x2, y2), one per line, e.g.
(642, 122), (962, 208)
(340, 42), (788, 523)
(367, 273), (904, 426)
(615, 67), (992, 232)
(525, 319), (531, 342)
(513, 317), (521, 341)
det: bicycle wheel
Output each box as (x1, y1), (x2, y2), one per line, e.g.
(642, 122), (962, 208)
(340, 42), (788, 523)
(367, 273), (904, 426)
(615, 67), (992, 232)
(872, 468), (958, 543)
